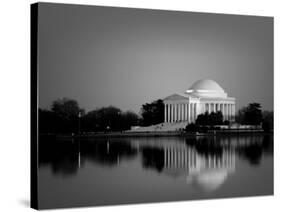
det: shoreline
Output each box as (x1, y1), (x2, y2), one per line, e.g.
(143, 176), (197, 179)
(40, 130), (273, 140)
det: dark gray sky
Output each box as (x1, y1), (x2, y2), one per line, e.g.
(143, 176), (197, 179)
(38, 3), (273, 113)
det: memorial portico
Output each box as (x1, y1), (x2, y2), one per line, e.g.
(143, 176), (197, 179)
(163, 79), (236, 123)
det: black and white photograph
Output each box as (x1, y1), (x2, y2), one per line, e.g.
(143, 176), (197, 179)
(31, 2), (273, 210)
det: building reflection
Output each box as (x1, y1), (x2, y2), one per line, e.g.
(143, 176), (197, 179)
(137, 138), (235, 191)
(166, 145), (235, 191)
(39, 135), (272, 192)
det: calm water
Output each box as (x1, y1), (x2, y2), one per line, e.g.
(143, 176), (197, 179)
(38, 135), (273, 209)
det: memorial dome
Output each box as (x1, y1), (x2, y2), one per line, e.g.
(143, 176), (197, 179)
(185, 79), (227, 98)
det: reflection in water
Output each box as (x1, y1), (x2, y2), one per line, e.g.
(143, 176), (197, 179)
(38, 135), (273, 209)
(39, 135), (273, 192)
(39, 138), (138, 175)
(164, 144), (235, 191)
(135, 139), (235, 192)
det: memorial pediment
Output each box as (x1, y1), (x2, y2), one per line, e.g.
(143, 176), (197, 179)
(163, 94), (189, 101)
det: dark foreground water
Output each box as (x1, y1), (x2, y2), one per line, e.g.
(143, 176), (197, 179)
(38, 135), (273, 209)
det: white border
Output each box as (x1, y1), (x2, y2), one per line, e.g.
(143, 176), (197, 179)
(0, 0), (279, 211)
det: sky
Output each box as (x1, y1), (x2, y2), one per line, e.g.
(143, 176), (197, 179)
(38, 3), (273, 114)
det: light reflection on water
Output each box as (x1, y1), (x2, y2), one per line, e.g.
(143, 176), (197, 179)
(38, 135), (273, 209)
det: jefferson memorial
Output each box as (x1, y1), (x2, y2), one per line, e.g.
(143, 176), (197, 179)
(163, 79), (236, 123)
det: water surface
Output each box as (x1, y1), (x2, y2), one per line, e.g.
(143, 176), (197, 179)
(38, 135), (273, 209)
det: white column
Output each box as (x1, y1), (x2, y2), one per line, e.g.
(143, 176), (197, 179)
(180, 103), (183, 121)
(232, 104), (234, 121)
(178, 103), (180, 122)
(227, 103), (230, 121)
(224, 104), (227, 120)
(178, 103), (181, 121)
(166, 104), (168, 123)
(179, 103), (182, 122)
(233, 104), (236, 121)
(188, 103), (190, 123)
(229, 104), (233, 121)
(177, 103), (179, 122)
(224, 103), (227, 120)
(178, 103), (181, 122)
(185, 103), (188, 121)
(171, 104), (174, 123)
(225, 104), (228, 120)
(189, 103), (193, 122)
(180, 104), (182, 122)
(174, 104), (176, 123)
(184, 103), (186, 121)
(191, 103), (194, 122)
(175, 103), (179, 122)
(173, 103), (177, 122)
(167, 104), (170, 122)
(181, 103), (183, 122)
(170, 104), (173, 122)
(176, 103), (179, 122)
(222, 104), (225, 120)
(191, 103), (195, 122)
(173, 104), (177, 122)
(174, 104), (176, 122)
(182, 103), (185, 121)
(230, 104), (232, 121)
(181, 104), (184, 121)
(181, 104), (184, 122)
(170, 104), (172, 123)
(183, 103), (186, 121)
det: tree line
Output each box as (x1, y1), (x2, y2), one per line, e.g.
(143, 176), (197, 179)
(39, 97), (164, 134)
(39, 98), (273, 134)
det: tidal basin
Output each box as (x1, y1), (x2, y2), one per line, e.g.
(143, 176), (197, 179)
(38, 134), (273, 209)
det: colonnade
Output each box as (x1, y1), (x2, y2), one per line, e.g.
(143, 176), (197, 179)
(164, 102), (196, 123)
(164, 102), (235, 123)
(204, 102), (235, 122)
